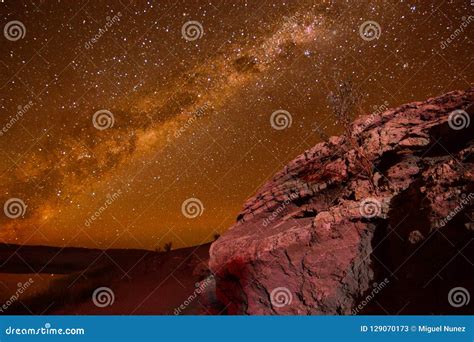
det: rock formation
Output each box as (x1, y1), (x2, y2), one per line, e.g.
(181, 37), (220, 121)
(209, 89), (473, 315)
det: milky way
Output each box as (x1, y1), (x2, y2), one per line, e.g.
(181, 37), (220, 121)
(0, 0), (472, 250)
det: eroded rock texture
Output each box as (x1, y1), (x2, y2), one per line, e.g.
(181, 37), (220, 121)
(209, 89), (473, 315)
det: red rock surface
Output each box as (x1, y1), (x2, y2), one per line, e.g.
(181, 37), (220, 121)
(209, 89), (474, 315)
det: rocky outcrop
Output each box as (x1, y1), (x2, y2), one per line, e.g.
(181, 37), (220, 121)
(209, 89), (474, 315)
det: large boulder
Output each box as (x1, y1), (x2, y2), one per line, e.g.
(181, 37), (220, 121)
(209, 89), (473, 315)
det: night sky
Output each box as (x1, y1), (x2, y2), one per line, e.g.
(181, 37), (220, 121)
(0, 0), (472, 250)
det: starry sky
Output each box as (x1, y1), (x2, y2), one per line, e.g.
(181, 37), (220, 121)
(0, 0), (472, 250)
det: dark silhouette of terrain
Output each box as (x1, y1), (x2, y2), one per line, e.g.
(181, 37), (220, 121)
(0, 243), (215, 315)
